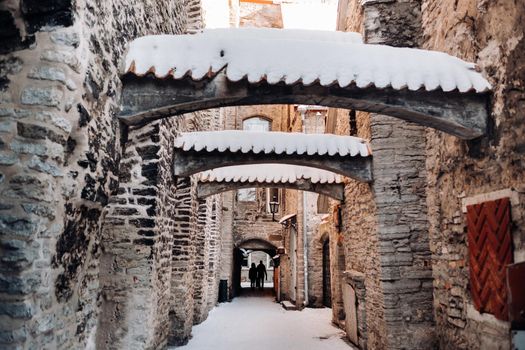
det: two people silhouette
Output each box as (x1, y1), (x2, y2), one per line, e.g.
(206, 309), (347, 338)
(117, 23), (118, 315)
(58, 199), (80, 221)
(249, 261), (267, 290)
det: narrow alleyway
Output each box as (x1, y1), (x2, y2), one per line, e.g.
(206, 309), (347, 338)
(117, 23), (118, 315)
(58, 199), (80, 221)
(173, 291), (355, 350)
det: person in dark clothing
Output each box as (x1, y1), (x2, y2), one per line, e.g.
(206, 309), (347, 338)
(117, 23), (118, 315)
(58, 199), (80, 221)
(249, 263), (257, 290)
(257, 260), (267, 290)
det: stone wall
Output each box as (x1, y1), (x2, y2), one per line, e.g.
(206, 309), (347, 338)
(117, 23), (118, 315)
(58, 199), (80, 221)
(239, 2), (283, 28)
(328, 1), (437, 349)
(0, 0), (226, 349)
(222, 104), (290, 295)
(422, 0), (525, 348)
(329, 106), (384, 349)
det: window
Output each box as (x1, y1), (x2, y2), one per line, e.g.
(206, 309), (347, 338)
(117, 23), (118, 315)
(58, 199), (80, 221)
(349, 110), (358, 136)
(237, 117), (271, 201)
(243, 116), (271, 132)
(238, 188), (257, 202)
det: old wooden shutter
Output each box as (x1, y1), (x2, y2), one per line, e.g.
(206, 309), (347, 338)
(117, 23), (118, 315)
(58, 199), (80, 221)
(466, 197), (513, 321)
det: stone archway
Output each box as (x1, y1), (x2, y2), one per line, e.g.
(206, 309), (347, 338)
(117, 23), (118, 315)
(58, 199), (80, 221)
(233, 238), (278, 296)
(173, 130), (372, 181)
(196, 164), (346, 201)
(119, 28), (490, 139)
(115, 27), (493, 350)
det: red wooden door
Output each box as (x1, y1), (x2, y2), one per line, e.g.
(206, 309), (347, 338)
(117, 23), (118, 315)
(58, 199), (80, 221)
(467, 197), (513, 321)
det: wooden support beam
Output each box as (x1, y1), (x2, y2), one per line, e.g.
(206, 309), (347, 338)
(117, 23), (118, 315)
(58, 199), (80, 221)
(120, 72), (489, 139)
(197, 180), (345, 200)
(174, 149), (373, 183)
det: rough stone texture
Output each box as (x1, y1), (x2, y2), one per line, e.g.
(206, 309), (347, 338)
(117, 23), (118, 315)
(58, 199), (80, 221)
(365, 1), (436, 347)
(328, 106), (383, 349)
(370, 115), (436, 349)
(328, 2), (437, 349)
(0, 1), (219, 349)
(219, 190), (235, 298)
(168, 176), (199, 346)
(422, 0), (525, 349)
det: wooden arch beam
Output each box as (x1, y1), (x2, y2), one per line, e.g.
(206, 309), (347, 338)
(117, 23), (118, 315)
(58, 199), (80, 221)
(197, 180), (345, 201)
(120, 72), (489, 139)
(174, 149), (372, 183)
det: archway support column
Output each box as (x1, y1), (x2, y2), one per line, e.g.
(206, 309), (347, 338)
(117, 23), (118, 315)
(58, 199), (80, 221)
(363, 0), (437, 348)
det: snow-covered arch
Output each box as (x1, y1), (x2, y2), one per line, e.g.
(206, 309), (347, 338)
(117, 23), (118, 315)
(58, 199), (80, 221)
(196, 164), (345, 200)
(174, 130), (372, 182)
(119, 28), (490, 139)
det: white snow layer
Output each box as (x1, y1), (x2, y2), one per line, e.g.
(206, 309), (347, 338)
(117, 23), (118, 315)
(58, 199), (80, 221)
(198, 164), (343, 184)
(123, 28), (491, 93)
(173, 293), (354, 350)
(174, 130), (371, 157)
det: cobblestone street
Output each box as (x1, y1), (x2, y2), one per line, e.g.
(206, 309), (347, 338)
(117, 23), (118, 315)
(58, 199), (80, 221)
(175, 290), (354, 350)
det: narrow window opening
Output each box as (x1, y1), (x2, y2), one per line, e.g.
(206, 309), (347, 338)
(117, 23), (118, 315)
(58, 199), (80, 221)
(349, 110), (358, 136)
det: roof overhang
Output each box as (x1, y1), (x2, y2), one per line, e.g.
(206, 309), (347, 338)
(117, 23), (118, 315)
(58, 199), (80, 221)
(119, 28), (490, 139)
(196, 164), (345, 200)
(174, 131), (372, 182)
(279, 213), (297, 224)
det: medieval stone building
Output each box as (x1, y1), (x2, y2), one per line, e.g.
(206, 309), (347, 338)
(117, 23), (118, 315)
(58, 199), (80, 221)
(0, 0), (523, 350)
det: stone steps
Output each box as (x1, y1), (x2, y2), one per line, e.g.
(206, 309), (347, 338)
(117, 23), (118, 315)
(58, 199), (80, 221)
(281, 301), (299, 311)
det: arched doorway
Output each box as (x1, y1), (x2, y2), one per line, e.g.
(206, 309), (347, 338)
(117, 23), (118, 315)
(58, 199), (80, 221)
(233, 238), (277, 297)
(322, 238), (331, 308)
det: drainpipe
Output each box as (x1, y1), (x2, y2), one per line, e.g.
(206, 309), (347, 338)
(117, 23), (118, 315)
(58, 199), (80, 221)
(298, 105), (309, 307)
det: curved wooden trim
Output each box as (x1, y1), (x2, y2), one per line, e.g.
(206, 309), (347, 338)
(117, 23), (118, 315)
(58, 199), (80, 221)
(120, 72), (489, 139)
(197, 180), (345, 201)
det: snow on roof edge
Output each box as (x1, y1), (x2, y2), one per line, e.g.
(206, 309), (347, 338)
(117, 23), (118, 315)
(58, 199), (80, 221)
(175, 131), (372, 158)
(122, 28), (491, 94)
(198, 164), (344, 184)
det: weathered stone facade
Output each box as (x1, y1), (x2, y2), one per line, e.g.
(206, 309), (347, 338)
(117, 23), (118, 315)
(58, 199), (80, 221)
(422, 0), (525, 348)
(325, 1), (525, 349)
(0, 1), (225, 349)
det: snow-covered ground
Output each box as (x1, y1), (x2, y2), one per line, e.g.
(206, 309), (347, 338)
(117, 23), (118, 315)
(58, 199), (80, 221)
(240, 282), (274, 288)
(173, 290), (355, 350)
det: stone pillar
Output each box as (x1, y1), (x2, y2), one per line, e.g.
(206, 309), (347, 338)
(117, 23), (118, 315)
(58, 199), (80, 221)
(168, 176), (198, 346)
(294, 190), (307, 308)
(363, 1), (436, 348)
(192, 199), (210, 324)
(219, 191), (234, 299)
(97, 120), (179, 350)
(206, 196), (222, 311)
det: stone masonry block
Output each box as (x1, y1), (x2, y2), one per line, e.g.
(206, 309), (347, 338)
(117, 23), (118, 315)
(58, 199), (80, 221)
(20, 87), (63, 107)
(382, 279), (421, 294)
(0, 215), (41, 239)
(0, 301), (35, 319)
(28, 66), (66, 84)
(0, 272), (41, 295)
